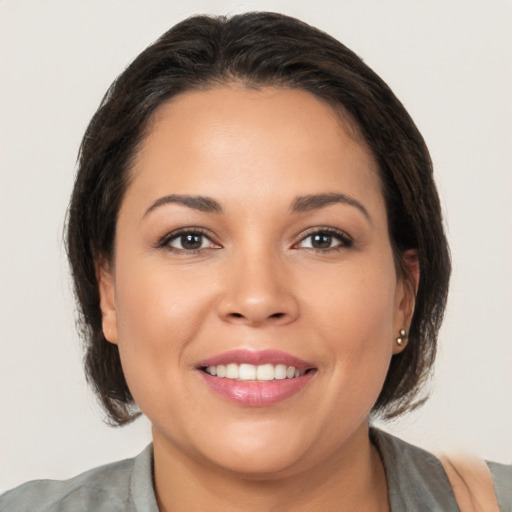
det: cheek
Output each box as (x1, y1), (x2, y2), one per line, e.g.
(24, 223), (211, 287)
(114, 259), (210, 342)
(306, 259), (398, 383)
(310, 257), (397, 335)
(111, 262), (214, 400)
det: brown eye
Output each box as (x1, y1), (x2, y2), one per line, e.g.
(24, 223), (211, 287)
(311, 233), (333, 249)
(296, 229), (353, 251)
(179, 233), (203, 250)
(166, 231), (212, 251)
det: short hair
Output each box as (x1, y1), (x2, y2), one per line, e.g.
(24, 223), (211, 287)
(66, 12), (451, 425)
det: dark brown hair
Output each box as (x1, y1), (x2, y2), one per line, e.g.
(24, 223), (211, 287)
(66, 12), (451, 425)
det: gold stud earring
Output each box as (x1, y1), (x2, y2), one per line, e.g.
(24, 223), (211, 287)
(397, 329), (408, 346)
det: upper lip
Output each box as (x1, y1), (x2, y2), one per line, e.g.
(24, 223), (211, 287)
(197, 349), (315, 372)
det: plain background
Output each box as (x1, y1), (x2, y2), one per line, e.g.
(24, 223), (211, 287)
(1, 0), (511, 493)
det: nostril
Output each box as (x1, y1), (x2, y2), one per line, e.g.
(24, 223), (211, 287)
(229, 312), (284, 320)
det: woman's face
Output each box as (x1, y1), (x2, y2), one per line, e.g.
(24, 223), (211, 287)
(99, 86), (412, 477)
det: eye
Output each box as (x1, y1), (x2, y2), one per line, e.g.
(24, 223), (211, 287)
(295, 228), (353, 251)
(170, 233), (208, 250)
(158, 229), (220, 253)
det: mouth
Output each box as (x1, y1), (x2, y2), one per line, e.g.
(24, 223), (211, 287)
(196, 350), (317, 406)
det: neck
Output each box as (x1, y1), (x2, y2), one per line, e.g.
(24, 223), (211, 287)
(152, 424), (390, 512)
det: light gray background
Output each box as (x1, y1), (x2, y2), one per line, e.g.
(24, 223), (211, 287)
(1, 0), (511, 493)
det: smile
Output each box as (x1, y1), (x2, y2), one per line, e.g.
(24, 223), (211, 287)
(197, 350), (316, 406)
(203, 363), (306, 380)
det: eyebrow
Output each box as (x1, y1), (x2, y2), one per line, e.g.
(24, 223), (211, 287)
(291, 193), (370, 220)
(143, 192), (369, 220)
(144, 194), (223, 217)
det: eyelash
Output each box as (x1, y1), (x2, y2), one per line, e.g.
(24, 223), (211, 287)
(293, 227), (353, 252)
(156, 227), (353, 254)
(156, 228), (219, 254)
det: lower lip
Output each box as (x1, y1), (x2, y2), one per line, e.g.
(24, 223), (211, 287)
(199, 371), (315, 406)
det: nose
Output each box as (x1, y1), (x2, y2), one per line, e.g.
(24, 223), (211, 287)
(216, 250), (300, 327)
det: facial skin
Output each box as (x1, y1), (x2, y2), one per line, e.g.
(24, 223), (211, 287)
(99, 86), (415, 511)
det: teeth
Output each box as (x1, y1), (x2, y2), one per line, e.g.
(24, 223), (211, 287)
(226, 363), (238, 379)
(239, 363), (256, 381)
(256, 364), (274, 381)
(274, 364), (287, 380)
(204, 363), (305, 380)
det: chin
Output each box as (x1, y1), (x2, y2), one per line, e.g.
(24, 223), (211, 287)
(193, 422), (315, 479)
(208, 445), (305, 479)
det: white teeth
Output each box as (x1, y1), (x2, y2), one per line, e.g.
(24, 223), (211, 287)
(274, 364), (287, 380)
(256, 364), (274, 381)
(226, 363), (239, 379)
(239, 364), (256, 381)
(204, 363), (306, 380)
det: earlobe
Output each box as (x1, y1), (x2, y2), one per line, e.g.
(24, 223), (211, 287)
(97, 260), (119, 344)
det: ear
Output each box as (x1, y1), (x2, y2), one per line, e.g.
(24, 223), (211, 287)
(96, 259), (119, 344)
(393, 249), (419, 354)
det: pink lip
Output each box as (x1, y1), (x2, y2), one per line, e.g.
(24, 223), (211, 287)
(197, 349), (313, 372)
(199, 371), (315, 406)
(196, 349), (316, 407)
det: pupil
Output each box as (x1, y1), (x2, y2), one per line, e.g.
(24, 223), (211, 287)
(182, 234), (202, 249)
(312, 233), (331, 248)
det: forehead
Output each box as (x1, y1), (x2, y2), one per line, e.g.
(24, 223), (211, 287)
(127, 86), (383, 212)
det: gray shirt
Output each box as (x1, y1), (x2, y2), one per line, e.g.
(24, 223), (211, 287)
(1, 429), (510, 511)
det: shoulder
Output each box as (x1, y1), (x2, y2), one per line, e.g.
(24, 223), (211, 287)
(0, 445), (156, 512)
(371, 427), (459, 511)
(371, 428), (512, 512)
(487, 461), (512, 512)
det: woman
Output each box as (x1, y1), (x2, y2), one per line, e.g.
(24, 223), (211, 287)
(1, 12), (510, 512)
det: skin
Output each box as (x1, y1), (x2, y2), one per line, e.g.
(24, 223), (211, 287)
(98, 86), (416, 511)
